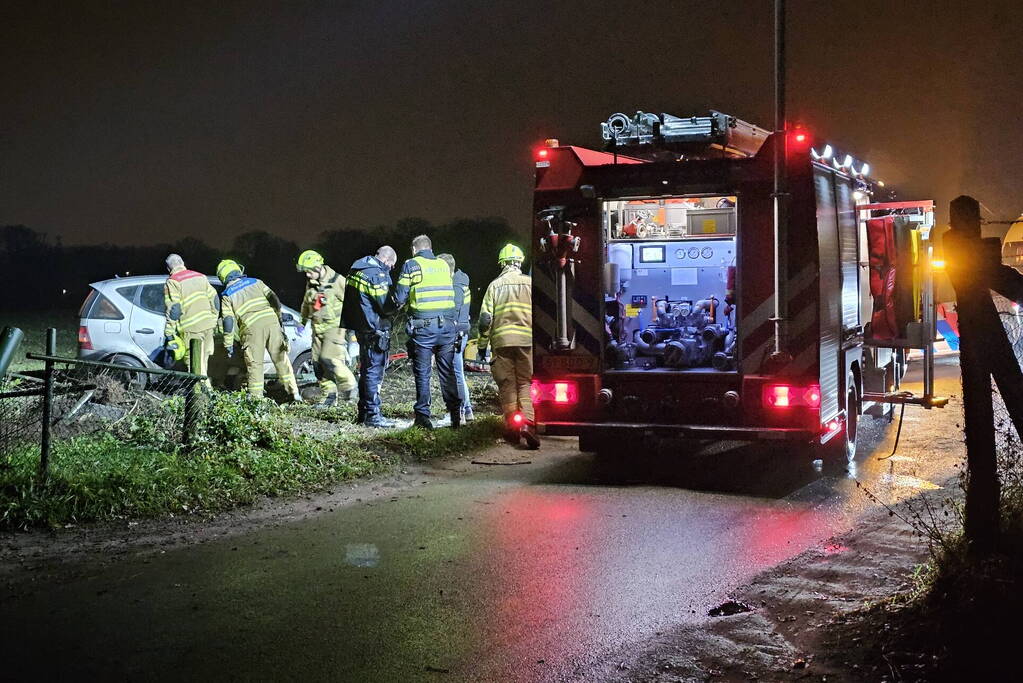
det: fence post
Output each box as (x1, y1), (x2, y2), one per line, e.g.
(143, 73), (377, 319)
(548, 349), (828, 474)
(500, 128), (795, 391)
(183, 338), (202, 448)
(38, 328), (57, 482)
(0, 326), (26, 379)
(945, 196), (1001, 555)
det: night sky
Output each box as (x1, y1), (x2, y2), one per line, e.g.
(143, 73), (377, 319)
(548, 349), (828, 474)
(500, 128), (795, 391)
(3, 0), (1021, 247)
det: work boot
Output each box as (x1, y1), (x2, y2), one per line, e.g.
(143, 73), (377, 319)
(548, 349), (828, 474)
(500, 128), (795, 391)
(450, 410), (461, 430)
(413, 415), (434, 430)
(521, 423), (541, 450)
(503, 429), (520, 446)
(317, 392), (338, 409)
(364, 416), (397, 429)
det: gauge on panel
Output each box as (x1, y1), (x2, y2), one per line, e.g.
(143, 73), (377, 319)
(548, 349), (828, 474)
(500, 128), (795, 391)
(687, 247), (700, 259)
(701, 247), (713, 259)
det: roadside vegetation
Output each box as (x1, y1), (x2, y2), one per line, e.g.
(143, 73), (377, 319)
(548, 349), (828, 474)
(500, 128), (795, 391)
(832, 402), (1023, 680)
(0, 369), (504, 530)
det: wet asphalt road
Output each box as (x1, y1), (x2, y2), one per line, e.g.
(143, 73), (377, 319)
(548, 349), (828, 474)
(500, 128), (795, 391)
(0, 358), (963, 681)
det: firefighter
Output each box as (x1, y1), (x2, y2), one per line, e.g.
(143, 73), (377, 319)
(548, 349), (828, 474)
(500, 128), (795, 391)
(477, 244), (538, 449)
(296, 249), (357, 408)
(217, 259), (301, 401)
(163, 253), (218, 381)
(437, 253), (474, 422)
(342, 245), (398, 428)
(392, 234), (460, 430)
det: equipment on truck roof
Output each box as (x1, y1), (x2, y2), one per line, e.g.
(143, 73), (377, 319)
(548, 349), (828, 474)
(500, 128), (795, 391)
(601, 110), (770, 160)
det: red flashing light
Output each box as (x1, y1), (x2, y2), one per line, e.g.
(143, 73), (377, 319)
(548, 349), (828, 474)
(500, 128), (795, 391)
(531, 380), (578, 405)
(78, 325), (92, 350)
(794, 133), (807, 143)
(511, 412), (525, 425)
(537, 148), (549, 159)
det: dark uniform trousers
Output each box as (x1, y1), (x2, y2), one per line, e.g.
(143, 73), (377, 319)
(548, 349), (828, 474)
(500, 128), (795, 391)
(406, 317), (460, 420)
(356, 330), (388, 422)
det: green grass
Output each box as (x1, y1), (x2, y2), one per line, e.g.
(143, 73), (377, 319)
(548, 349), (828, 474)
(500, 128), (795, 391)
(0, 309), (79, 372)
(0, 392), (502, 529)
(1, 312), (506, 529)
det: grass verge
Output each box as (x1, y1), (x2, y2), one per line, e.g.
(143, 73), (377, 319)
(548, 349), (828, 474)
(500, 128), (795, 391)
(0, 391), (503, 530)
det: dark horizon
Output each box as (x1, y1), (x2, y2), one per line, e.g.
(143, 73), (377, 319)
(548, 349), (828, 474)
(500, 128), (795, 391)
(4, 0), (1022, 247)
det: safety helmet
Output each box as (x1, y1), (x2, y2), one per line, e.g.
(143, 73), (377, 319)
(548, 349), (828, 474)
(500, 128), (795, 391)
(498, 243), (525, 265)
(216, 259), (243, 283)
(296, 249), (324, 272)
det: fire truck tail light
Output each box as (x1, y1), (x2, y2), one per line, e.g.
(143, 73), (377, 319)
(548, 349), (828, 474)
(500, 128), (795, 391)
(765, 385), (791, 408)
(763, 384), (822, 410)
(537, 148), (549, 159)
(510, 411), (525, 426)
(553, 382), (577, 404)
(531, 380), (579, 404)
(803, 386), (822, 409)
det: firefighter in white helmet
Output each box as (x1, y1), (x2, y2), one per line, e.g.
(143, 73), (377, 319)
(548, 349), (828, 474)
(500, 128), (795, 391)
(163, 253), (218, 382)
(477, 244), (539, 449)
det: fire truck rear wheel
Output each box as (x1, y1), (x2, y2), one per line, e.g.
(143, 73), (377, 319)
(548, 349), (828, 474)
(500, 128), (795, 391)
(820, 385), (859, 472)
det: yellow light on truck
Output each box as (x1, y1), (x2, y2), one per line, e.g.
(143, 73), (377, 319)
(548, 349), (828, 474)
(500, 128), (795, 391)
(544, 138), (560, 148)
(932, 259), (946, 270)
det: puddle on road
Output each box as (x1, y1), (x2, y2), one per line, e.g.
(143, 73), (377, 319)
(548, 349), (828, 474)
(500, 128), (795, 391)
(344, 543), (380, 567)
(879, 473), (942, 491)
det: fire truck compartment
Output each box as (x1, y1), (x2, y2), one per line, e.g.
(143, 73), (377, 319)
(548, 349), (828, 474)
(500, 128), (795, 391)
(602, 196), (737, 373)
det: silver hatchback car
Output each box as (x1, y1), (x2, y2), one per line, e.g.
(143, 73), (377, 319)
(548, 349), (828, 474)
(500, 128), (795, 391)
(77, 274), (315, 386)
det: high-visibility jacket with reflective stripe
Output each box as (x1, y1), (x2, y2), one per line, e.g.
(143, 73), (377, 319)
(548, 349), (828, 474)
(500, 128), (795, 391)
(452, 269), (471, 333)
(478, 265), (532, 350)
(220, 277), (281, 347)
(342, 255), (392, 333)
(393, 250), (455, 319)
(300, 265), (346, 336)
(164, 268), (218, 338)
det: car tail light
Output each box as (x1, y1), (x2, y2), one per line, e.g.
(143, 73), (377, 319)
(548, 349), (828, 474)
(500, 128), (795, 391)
(763, 383), (821, 410)
(531, 380), (578, 404)
(78, 325), (92, 350)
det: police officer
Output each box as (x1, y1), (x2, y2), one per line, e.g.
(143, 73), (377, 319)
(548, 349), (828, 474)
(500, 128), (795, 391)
(343, 245), (398, 428)
(437, 253), (474, 422)
(217, 259), (301, 401)
(296, 250), (357, 408)
(392, 235), (460, 429)
(477, 244), (538, 449)
(163, 253), (218, 380)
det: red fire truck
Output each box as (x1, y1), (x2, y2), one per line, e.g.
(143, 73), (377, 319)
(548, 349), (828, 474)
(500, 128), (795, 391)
(530, 111), (945, 467)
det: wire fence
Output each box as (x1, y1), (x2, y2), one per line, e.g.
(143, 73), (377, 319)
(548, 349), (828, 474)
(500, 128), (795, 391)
(0, 330), (206, 479)
(993, 299), (1023, 496)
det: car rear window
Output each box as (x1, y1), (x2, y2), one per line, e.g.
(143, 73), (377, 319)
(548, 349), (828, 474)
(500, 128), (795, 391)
(116, 285), (139, 304)
(139, 284), (165, 314)
(81, 290), (124, 320)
